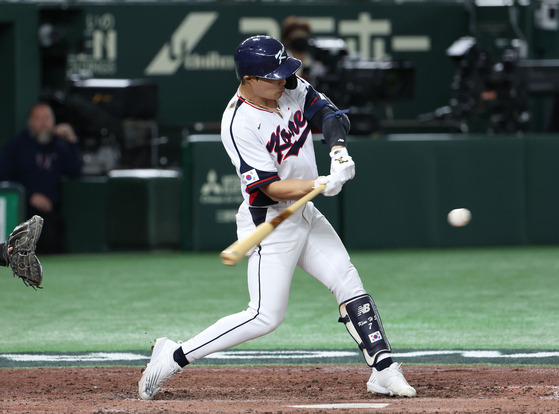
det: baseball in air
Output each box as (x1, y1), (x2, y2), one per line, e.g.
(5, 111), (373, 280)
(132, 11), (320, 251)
(447, 208), (472, 227)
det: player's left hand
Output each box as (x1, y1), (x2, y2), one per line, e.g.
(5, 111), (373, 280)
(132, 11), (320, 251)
(330, 147), (355, 183)
(314, 174), (343, 197)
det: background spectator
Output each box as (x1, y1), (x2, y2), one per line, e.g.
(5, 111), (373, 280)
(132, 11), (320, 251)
(0, 102), (82, 254)
(281, 16), (313, 80)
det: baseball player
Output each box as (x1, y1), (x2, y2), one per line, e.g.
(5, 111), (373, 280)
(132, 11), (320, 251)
(139, 35), (416, 400)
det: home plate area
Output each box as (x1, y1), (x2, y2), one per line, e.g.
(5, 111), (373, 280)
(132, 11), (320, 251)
(290, 403), (390, 409)
(0, 365), (558, 413)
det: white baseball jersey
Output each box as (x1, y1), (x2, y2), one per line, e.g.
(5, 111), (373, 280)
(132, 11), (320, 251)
(179, 77), (367, 364)
(220, 76), (319, 206)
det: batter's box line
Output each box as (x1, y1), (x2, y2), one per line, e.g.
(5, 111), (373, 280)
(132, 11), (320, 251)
(1, 349), (558, 368)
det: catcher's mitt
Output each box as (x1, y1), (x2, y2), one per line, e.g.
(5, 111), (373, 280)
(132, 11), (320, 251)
(1, 215), (44, 289)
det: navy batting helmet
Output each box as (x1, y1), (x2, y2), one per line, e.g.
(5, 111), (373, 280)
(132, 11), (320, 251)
(234, 35), (302, 81)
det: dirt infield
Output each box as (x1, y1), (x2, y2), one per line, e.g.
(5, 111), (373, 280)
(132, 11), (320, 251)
(1, 365), (558, 413)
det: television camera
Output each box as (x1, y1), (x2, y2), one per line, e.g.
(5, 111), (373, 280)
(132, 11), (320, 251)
(305, 37), (415, 135)
(420, 36), (559, 134)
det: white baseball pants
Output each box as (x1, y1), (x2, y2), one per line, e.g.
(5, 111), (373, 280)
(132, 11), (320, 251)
(180, 201), (367, 363)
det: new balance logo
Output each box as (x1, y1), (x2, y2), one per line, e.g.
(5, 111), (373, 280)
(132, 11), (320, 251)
(357, 303), (371, 316)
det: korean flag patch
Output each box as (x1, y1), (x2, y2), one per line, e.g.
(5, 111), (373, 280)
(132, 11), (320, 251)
(242, 169), (260, 185)
(368, 331), (383, 344)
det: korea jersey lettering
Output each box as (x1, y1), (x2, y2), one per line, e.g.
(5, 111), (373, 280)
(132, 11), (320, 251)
(221, 77), (326, 206)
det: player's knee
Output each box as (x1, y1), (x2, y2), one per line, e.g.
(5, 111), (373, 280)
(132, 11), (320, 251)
(254, 310), (285, 334)
(332, 265), (366, 303)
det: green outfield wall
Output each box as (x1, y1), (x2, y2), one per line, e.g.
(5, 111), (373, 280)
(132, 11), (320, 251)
(0, 183), (25, 243)
(524, 135), (559, 244)
(59, 133), (559, 252)
(342, 135), (526, 249)
(61, 177), (108, 253)
(178, 133), (559, 251)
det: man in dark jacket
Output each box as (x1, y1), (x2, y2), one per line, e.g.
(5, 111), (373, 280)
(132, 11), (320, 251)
(0, 102), (82, 253)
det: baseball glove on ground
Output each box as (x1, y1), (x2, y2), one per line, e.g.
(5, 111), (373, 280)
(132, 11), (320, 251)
(1, 215), (44, 289)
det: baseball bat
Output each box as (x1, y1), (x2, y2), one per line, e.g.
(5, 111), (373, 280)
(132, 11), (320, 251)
(220, 184), (327, 266)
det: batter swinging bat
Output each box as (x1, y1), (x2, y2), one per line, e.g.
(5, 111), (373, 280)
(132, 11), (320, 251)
(220, 184), (327, 266)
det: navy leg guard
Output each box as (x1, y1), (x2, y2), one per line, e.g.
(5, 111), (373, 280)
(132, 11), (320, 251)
(339, 294), (391, 366)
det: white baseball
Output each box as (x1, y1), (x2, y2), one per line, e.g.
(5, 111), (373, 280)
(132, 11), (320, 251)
(447, 208), (472, 227)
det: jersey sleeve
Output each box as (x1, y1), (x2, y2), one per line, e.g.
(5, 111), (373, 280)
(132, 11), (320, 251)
(292, 76), (330, 122)
(294, 77), (350, 148)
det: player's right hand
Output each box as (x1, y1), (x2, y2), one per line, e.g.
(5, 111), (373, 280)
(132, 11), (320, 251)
(314, 174), (343, 197)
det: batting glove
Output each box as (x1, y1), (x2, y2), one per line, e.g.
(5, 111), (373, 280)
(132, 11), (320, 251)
(329, 147), (355, 184)
(314, 174), (343, 197)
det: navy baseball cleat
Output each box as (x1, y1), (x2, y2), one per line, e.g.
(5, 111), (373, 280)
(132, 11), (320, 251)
(138, 337), (182, 400)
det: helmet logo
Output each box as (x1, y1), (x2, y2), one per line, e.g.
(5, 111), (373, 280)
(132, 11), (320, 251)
(275, 48), (287, 64)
